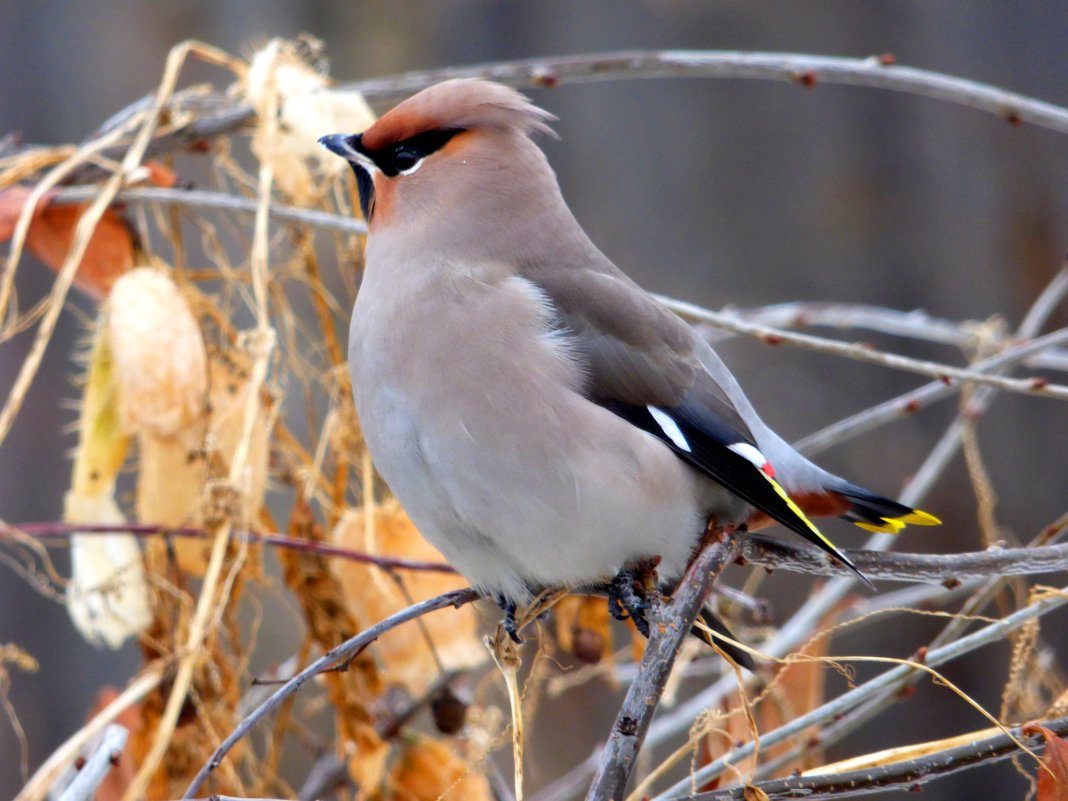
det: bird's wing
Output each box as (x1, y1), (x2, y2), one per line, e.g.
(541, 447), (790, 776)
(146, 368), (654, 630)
(524, 263), (863, 579)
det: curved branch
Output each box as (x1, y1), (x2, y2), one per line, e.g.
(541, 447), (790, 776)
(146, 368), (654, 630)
(795, 326), (1068, 455)
(3, 521), (456, 574)
(181, 587), (479, 799)
(50, 185), (367, 234)
(662, 296), (1068, 401)
(346, 51), (1068, 135)
(586, 531), (738, 801)
(692, 716), (1068, 800)
(15, 50), (1068, 185)
(654, 585), (1068, 797)
(741, 533), (1068, 583)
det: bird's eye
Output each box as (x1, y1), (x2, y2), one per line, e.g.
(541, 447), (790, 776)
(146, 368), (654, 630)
(393, 148), (420, 173)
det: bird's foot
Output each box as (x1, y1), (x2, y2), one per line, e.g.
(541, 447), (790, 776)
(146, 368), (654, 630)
(496, 594), (522, 643)
(608, 568), (651, 638)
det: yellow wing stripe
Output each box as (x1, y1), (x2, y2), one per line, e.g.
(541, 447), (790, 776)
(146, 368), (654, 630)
(759, 471), (847, 558)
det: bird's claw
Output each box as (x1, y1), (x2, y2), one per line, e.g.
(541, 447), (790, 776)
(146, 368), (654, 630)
(496, 594), (522, 643)
(608, 568), (651, 638)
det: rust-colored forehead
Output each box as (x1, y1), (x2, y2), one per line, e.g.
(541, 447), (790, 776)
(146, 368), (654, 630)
(359, 78), (555, 150)
(361, 106), (446, 151)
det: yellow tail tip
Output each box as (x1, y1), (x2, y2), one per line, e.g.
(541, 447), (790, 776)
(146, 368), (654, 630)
(897, 510), (942, 526)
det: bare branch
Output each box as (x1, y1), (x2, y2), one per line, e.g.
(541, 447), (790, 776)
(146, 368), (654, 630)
(11, 50), (1068, 186)
(347, 51), (1068, 134)
(795, 326), (1068, 455)
(662, 296), (1068, 401)
(50, 185), (367, 235)
(653, 584), (1068, 798)
(740, 534), (1068, 583)
(692, 716), (1068, 800)
(585, 530), (738, 801)
(181, 587), (479, 799)
(705, 300), (1068, 372)
(3, 521), (457, 574)
(55, 725), (128, 801)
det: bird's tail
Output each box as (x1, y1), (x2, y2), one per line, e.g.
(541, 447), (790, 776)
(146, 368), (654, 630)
(833, 481), (941, 534)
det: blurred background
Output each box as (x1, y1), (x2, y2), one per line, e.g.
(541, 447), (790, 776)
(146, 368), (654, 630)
(2, 1), (1068, 798)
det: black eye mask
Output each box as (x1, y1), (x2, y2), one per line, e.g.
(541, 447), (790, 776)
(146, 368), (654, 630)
(341, 128), (463, 220)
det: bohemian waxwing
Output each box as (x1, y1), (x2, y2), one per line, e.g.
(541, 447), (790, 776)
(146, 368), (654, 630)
(320, 79), (939, 658)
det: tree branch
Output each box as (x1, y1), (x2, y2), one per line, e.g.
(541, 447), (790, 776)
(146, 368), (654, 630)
(3, 521), (456, 574)
(662, 296), (1068, 401)
(653, 584), (1068, 798)
(180, 587), (479, 799)
(585, 530), (738, 801)
(55, 725), (128, 801)
(740, 533), (1068, 583)
(13, 50), (1068, 186)
(346, 51), (1068, 135)
(691, 716), (1068, 800)
(794, 326), (1068, 455)
(702, 300), (1068, 372)
(50, 185), (367, 235)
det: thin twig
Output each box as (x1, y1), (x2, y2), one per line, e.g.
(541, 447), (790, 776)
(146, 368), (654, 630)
(14, 49), (1068, 186)
(50, 185), (367, 234)
(690, 715), (1068, 800)
(653, 584), (1068, 798)
(347, 51), (1068, 136)
(15, 665), (164, 801)
(794, 326), (1068, 455)
(4, 520), (457, 573)
(55, 724), (129, 801)
(585, 530), (738, 801)
(739, 534), (1068, 583)
(44, 187), (1068, 402)
(662, 296), (1068, 401)
(705, 301), (1068, 372)
(181, 587), (479, 799)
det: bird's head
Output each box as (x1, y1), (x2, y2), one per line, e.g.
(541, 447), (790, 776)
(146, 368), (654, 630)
(319, 79), (557, 234)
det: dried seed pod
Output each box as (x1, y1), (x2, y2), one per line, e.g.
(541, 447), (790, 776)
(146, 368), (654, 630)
(107, 267), (208, 441)
(242, 38), (376, 203)
(66, 491), (151, 649)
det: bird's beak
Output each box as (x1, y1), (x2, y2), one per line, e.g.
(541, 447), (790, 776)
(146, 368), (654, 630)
(318, 133), (376, 170)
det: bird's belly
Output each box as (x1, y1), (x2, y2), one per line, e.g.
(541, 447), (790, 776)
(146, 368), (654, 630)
(359, 379), (711, 598)
(350, 271), (735, 600)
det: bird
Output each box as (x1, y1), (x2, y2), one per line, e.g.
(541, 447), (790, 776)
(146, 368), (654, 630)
(319, 79), (939, 662)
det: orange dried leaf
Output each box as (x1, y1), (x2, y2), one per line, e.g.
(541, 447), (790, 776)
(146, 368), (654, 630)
(1029, 725), (1068, 801)
(385, 737), (492, 801)
(331, 500), (484, 694)
(0, 185), (134, 300)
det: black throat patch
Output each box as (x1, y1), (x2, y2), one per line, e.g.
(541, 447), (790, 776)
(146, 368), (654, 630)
(352, 164), (375, 221)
